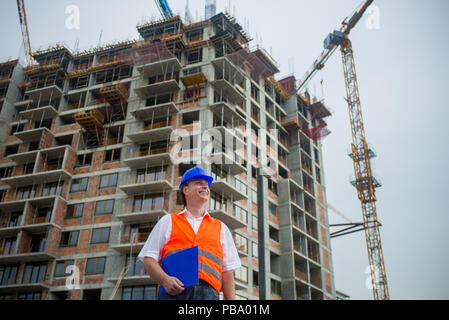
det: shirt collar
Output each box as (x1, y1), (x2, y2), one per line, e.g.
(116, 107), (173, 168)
(179, 208), (210, 219)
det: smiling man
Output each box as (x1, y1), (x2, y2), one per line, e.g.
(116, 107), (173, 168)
(138, 166), (241, 300)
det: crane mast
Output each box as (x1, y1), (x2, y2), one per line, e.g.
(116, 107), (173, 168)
(340, 38), (389, 300)
(296, 0), (390, 299)
(16, 0), (33, 66)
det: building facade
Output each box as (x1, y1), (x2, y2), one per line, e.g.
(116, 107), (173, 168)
(0, 13), (335, 300)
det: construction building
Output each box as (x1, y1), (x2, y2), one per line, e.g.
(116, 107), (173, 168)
(0, 12), (335, 300)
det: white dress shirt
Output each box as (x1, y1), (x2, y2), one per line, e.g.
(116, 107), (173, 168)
(138, 209), (242, 272)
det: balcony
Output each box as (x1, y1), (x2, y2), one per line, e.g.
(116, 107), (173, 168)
(210, 176), (247, 202)
(209, 206), (246, 230)
(21, 214), (58, 234)
(111, 233), (150, 253)
(13, 127), (51, 143)
(212, 125), (247, 150)
(25, 83), (63, 101)
(1, 146), (72, 187)
(134, 76), (180, 98)
(210, 101), (246, 128)
(0, 240), (55, 264)
(206, 151), (246, 175)
(0, 214), (22, 237)
(120, 175), (174, 195)
(117, 205), (168, 224)
(211, 79), (245, 106)
(136, 57), (182, 79)
(2, 165), (71, 188)
(19, 105), (58, 121)
(131, 102), (179, 120)
(124, 148), (173, 169)
(127, 122), (174, 144)
(8, 149), (39, 165)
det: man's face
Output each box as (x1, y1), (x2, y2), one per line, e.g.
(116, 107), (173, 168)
(184, 178), (210, 204)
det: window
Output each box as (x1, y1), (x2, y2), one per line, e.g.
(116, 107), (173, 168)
(95, 199), (115, 215)
(122, 286), (157, 300)
(0, 265), (18, 286)
(85, 257), (106, 275)
(269, 226), (279, 243)
(99, 173), (118, 189)
(133, 193), (164, 212)
(126, 255), (147, 277)
(178, 163), (196, 177)
(22, 264), (47, 284)
(76, 153), (92, 167)
(66, 203), (84, 219)
(315, 167), (321, 184)
(10, 123), (25, 135)
(16, 185), (36, 200)
(5, 212), (21, 228)
(54, 260), (74, 277)
(210, 191), (227, 212)
(234, 234), (248, 254)
(267, 179), (278, 195)
(18, 292), (41, 300)
(253, 271), (259, 287)
(71, 177), (89, 192)
(251, 83), (260, 102)
(104, 149), (121, 162)
(234, 178), (247, 196)
(60, 231), (79, 247)
(1, 238), (16, 255)
(4, 144), (19, 157)
(235, 265), (248, 283)
(0, 166), (13, 178)
(271, 279), (282, 296)
(91, 227), (110, 244)
(252, 242), (258, 258)
(268, 202), (278, 218)
(42, 181), (63, 197)
(252, 189), (258, 204)
(314, 148), (320, 165)
(252, 215), (258, 231)
(233, 205), (248, 224)
(136, 166), (166, 183)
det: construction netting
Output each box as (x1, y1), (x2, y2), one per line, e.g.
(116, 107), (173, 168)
(308, 100), (332, 120)
(303, 120), (331, 141)
(225, 48), (277, 80)
(120, 41), (175, 66)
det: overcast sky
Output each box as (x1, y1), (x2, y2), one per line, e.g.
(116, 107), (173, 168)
(1, 0), (448, 300)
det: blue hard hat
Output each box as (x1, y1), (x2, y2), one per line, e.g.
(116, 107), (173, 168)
(179, 166), (214, 189)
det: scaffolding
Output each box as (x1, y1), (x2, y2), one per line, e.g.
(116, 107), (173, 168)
(100, 81), (128, 121)
(74, 109), (105, 148)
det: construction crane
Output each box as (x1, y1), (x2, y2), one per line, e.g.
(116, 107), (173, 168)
(155, 0), (174, 19)
(16, 0), (33, 66)
(297, 0), (390, 300)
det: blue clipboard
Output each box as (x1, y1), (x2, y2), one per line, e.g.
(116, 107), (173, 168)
(159, 246), (199, 296)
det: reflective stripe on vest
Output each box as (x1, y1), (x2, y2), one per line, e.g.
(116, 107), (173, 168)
(161, 213), (223, 293)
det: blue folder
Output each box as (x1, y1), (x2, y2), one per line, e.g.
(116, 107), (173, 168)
(159, 246), (199, 296)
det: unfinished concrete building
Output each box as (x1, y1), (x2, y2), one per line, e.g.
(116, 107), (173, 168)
(0, 12), (335, 300)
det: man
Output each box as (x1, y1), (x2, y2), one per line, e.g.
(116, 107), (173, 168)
(138, 166), (241, 300)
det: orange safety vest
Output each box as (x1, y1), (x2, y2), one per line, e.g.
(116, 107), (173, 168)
(161, 212), (223, 293)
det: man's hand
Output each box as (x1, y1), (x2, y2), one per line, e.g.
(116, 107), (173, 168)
(162, 276), (185, 296)
(144, 257), (185, 296)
